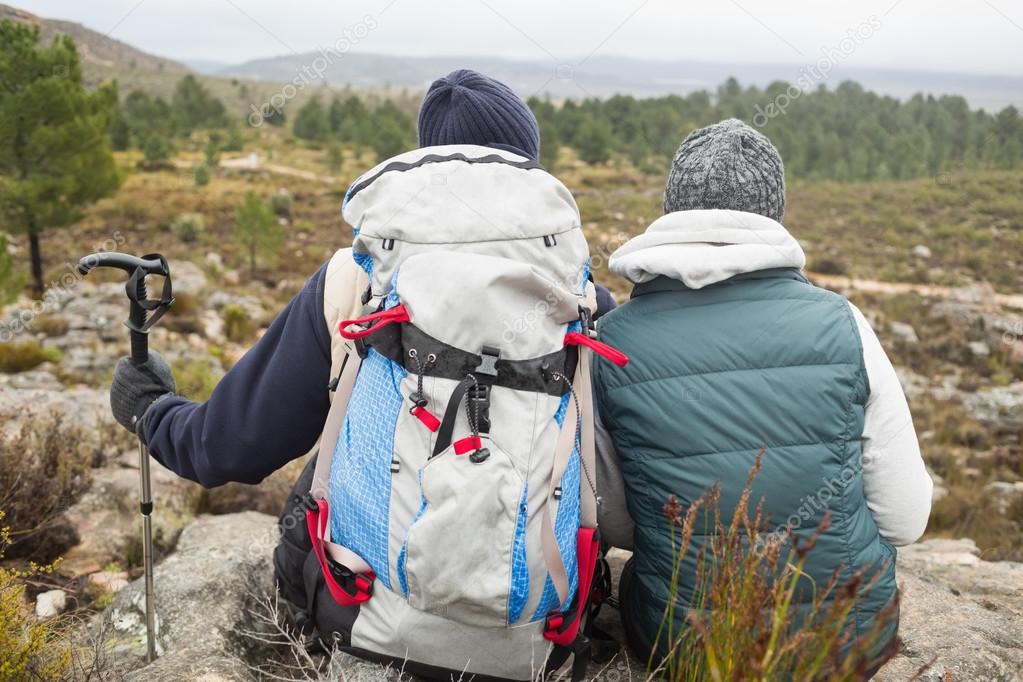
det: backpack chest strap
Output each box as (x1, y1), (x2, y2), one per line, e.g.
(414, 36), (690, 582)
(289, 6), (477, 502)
(358, 320), (578, 397)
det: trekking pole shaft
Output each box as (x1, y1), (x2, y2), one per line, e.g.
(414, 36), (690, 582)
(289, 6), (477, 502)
(138, 438), (157, 662)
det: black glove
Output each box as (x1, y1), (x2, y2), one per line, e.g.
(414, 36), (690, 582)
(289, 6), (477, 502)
(110, 351), (176, 439)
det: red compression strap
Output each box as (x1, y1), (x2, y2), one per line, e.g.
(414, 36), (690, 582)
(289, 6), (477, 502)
(339, 305), (410, 340)
(412, 406), (441, 432)
(564, 331), (629, 367)
(453, 436), (483, 455)
(305, 499), (374, 606)
(544, 527), (600, 646)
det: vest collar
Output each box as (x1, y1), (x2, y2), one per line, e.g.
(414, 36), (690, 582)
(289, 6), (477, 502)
(632, 267), (809, 298)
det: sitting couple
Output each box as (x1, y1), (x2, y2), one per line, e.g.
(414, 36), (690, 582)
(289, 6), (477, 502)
(110, 69), (931, 680)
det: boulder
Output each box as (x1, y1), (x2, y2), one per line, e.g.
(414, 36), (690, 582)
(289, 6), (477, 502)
(62, 449), (201, 575)
(889, 321), (920, 344)
(0, 368), (62, 390)
(168, 260), (208, 297)
(870, 539), (1023, 680)
(36, 589), (68, 618)
(91, 512), (279, 680)
(876, 552), (1023, 681)
(87, 512), (397, 681)
(965, 382), (1023, 429)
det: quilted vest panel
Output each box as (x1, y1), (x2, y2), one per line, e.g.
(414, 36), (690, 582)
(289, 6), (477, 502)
(594, 268), (897, 656)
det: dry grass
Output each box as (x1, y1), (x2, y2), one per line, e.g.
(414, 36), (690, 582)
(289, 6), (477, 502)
(0, 413), (101, 562)
(654, 451), (903, 682)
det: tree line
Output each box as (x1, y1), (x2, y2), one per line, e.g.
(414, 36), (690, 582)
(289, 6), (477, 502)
(529, 78), (1023, 180)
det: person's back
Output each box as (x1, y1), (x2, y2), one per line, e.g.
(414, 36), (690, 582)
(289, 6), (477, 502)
(593, 120), (932, 668)
(109, 69), (619, 681)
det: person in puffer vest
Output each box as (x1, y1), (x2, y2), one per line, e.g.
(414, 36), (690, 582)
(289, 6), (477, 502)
(107, 70), (616, 678)
(593, 119), (933, 672)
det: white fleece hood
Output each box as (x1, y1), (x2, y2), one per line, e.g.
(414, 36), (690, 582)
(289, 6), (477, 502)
(609, 209), (806, 289)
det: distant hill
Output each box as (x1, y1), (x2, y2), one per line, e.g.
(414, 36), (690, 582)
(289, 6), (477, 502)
(3, 2), (1019, 113)
(0, 3), (188, 74)
(213, 51), (1023, 112)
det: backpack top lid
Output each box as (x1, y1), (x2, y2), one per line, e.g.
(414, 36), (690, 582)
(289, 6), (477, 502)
(342, 145), (589, 297)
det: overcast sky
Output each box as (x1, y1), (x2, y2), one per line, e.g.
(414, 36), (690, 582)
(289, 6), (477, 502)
(15, 0), (1023, 75)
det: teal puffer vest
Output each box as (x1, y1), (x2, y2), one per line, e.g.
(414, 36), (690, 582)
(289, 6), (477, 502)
(594, 268), (897, 658)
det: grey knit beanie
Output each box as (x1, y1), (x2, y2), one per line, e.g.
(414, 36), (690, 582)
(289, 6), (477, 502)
(663, 118), (786, 222)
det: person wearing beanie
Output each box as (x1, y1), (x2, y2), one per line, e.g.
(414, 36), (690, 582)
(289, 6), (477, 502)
(592, 119), (931, 675)
(105, 68), (618, 676)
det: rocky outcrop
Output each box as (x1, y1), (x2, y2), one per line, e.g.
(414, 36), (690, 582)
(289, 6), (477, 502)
(62, 449), (201, 575)
(85, 517), (1023, 682)
(876, 539), (1023, 681)
(90, 512), (396, 682)
(90, 512), (280, 681)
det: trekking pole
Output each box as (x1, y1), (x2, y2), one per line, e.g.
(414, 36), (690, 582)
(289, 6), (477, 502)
(77, 252), (174, 664)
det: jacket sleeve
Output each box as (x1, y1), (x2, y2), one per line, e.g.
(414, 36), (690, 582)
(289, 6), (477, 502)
(142, 260), (336, 487)
(850, 302), (933, 546)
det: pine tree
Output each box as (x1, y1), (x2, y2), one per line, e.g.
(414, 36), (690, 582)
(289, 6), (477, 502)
(539, 121), (561, 170)
(0, 21), (121, 294)
(172, 74), (227, 133)
(293, 97), (329, 142)
(234, 192), (282, 277)
(575, 116), (613, 165)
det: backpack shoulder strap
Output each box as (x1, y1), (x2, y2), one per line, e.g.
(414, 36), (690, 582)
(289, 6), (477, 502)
(323, 247), (369, 384)
(310, 347), (361, 500)
(540, 346), (599, 606)
(307, 248), (375, 582)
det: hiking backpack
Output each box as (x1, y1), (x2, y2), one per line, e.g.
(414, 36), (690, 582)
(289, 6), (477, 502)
(300, 145), (628, 681)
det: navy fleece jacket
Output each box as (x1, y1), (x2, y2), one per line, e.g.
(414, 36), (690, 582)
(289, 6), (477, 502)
(144, 261), (617, 487)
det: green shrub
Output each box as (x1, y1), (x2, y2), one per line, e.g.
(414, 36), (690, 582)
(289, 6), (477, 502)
(32, 314), (69, 338)
(171, 213), (205, 243)
(139, 134), (174, 167)
(193, 163), (210, 187)
(0, 511), (71, 681)
(0, 340), (61, 373)
(222, 304), (253, 343)
(808, 256), (849, 276)
(269, 189), (292, 218)
(172, 358), (223, 401)
(0, 234), (24, 306)
(222, 122), (245, 152)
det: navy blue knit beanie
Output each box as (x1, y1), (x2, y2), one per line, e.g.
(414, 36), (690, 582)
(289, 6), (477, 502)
(418, 69), (540, 160)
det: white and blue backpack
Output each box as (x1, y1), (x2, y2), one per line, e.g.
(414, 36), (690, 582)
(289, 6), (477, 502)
(303, 145), (628, 681)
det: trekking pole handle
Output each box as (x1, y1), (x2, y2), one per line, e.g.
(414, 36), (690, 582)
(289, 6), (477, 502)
(77, 252), (173, 365)
(128, 290), (149, 364)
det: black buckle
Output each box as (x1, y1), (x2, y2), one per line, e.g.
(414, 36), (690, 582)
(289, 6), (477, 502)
(475, 346), (501, 376)
(468, 383), (491, 433)
(301, 493), (320, 512)
(325, 555), (374, 599)
(354, 337), (370, 359)
(545, 605), (580, 636)
(579, 306), (594, 334)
